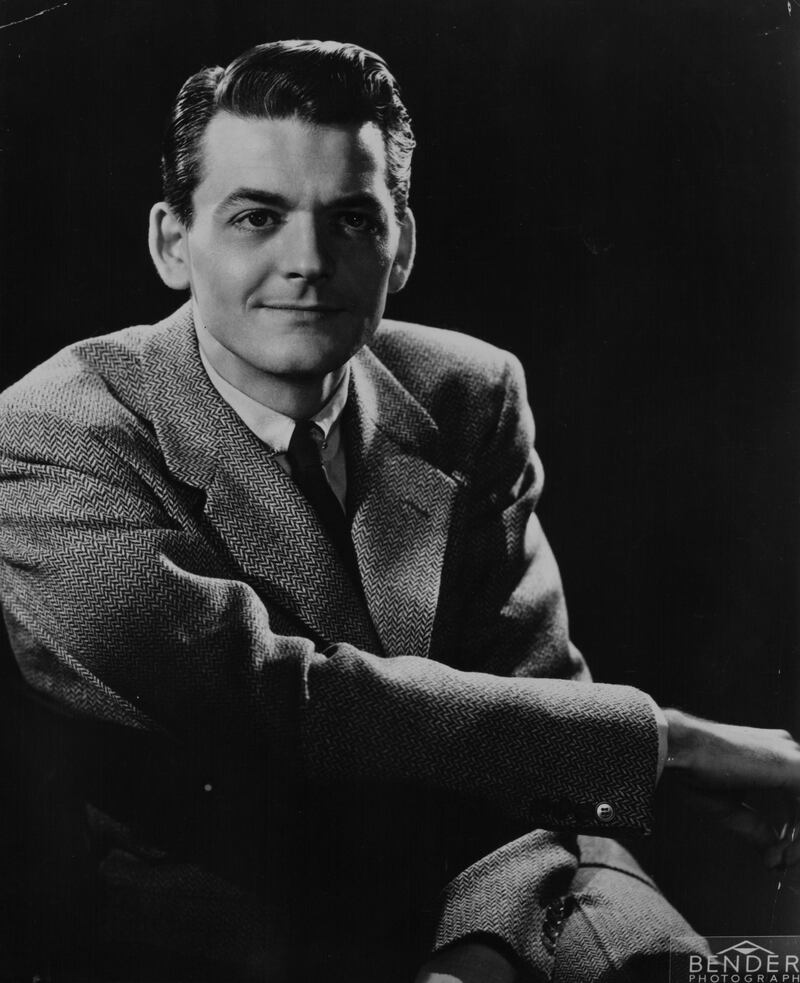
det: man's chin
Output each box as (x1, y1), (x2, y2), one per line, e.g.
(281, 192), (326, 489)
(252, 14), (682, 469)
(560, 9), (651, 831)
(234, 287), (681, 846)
(255, 352), (352, 383)
(257, 342), (364, 381)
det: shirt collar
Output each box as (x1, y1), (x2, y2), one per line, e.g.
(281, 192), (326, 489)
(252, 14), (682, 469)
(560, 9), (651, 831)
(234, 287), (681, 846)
(194, 321), (350, 454)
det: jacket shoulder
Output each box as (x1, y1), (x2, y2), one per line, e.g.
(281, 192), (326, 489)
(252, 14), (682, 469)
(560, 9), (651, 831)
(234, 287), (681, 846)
(370, 319), (527, 419)
(368, 319), (534, 485)
(0, 322), (162, 455)
(0, 318), (166, 407)
(370, 319), (518, 392)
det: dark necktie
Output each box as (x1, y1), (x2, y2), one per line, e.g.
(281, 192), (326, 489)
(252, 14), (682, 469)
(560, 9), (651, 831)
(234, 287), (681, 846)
(286, 421), (361, 585)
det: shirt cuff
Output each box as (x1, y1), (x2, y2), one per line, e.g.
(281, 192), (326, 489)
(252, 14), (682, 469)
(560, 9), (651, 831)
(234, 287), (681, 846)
(647, 696), (669, 780)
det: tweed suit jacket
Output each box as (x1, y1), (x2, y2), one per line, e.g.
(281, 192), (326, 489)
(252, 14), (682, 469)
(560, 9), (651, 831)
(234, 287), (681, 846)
(0, 302), (662, 979)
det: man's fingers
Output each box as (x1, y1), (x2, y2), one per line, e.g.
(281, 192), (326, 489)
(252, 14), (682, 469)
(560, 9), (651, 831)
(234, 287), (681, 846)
(764, 842), (785, 869)
(764, 838), (800, 870)
(777, 804), (800, 867)
(718, 801), (777, 849)
(679, 785), (780, 849)
(784, 837), (800, 867)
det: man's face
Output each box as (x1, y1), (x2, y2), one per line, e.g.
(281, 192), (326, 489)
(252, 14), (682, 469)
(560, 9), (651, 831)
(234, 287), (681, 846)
(181, 112), (409, 380)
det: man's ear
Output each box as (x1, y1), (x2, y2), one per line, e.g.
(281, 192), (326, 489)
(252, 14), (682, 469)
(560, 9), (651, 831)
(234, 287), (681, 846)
(148, 202), (191, 291)
(388, 208), (416, 294)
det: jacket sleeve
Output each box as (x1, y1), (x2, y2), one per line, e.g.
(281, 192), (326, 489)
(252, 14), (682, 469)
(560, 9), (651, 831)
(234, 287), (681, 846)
(0, 360), (659, 838)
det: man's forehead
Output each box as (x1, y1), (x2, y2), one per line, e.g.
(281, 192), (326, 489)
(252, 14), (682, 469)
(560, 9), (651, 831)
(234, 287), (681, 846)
(195, 112), (391, 203)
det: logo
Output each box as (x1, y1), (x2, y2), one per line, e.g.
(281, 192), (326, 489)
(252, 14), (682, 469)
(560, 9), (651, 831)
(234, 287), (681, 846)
(670, 937), (800, 982)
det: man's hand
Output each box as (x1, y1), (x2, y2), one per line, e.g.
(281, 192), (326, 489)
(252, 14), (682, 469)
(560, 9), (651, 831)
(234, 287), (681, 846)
(664, 708), (800, 868)
(414, 940), (520, 983)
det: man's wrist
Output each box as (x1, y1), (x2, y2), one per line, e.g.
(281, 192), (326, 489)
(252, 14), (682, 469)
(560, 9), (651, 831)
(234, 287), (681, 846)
(662, 707), (696, 772)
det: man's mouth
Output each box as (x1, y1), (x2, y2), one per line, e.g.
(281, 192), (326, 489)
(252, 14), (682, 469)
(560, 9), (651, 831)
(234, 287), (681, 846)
(261, 302), (344, 313)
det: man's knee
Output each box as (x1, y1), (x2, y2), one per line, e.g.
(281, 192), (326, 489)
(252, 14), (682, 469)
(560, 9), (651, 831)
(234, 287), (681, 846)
(551, 864), (707, 983)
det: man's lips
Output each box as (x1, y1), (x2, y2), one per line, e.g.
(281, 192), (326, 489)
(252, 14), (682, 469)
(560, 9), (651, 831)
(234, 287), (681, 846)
(260, 302), (344, 312)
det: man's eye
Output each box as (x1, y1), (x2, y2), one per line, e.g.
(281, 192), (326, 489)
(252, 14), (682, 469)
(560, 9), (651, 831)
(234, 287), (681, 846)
(338, 212), (378, 233)
(233, 210), (280, 230)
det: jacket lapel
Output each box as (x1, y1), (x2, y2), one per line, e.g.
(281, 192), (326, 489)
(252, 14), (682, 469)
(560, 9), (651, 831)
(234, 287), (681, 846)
(141, 304), (381, 653)
(346, 345), (460, 660)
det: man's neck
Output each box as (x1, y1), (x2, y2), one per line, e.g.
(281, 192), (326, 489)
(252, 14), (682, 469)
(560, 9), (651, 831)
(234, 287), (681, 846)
(194, 316), (346, 420)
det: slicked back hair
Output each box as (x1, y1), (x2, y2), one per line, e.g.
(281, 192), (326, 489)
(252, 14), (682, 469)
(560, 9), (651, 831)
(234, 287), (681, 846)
(161, 39), (415, 226)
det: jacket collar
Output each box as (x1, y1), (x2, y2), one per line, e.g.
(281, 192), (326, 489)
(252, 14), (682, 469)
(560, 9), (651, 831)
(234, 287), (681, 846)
(141, 302), (458, 659)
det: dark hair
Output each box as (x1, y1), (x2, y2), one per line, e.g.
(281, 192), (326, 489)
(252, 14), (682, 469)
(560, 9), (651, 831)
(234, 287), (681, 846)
(161, 39), (415, 226)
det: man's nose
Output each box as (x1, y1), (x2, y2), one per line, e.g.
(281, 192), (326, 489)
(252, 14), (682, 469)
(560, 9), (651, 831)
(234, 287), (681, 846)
(278, 214), (333, 283)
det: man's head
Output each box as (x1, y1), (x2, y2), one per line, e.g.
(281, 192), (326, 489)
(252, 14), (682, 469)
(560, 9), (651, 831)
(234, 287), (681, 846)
(161, 40), (415, 228)
(149, 40), (417, 413)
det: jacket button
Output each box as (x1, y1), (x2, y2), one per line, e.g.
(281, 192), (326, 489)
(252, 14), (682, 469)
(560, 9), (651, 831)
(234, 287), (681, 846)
(596, 802), (615, 823)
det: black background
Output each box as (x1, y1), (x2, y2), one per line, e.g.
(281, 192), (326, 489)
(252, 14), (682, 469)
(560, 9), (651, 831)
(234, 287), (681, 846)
(1, 0), (798, 937)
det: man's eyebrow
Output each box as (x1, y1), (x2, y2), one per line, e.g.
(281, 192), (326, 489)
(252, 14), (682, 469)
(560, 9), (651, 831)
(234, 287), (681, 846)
(329, 192), (385, 211)
(215, 189), (291, 214)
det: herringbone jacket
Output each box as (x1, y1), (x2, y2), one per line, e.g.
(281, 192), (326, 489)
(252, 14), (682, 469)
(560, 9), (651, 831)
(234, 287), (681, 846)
(0, 303), (661, 980)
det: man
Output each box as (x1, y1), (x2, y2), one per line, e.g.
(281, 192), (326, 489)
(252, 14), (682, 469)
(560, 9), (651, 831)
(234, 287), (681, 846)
(0, 39), (797, 983)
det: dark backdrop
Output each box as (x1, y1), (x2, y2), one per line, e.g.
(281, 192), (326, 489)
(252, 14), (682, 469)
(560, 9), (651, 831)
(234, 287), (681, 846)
(1, 0), (798, 937)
